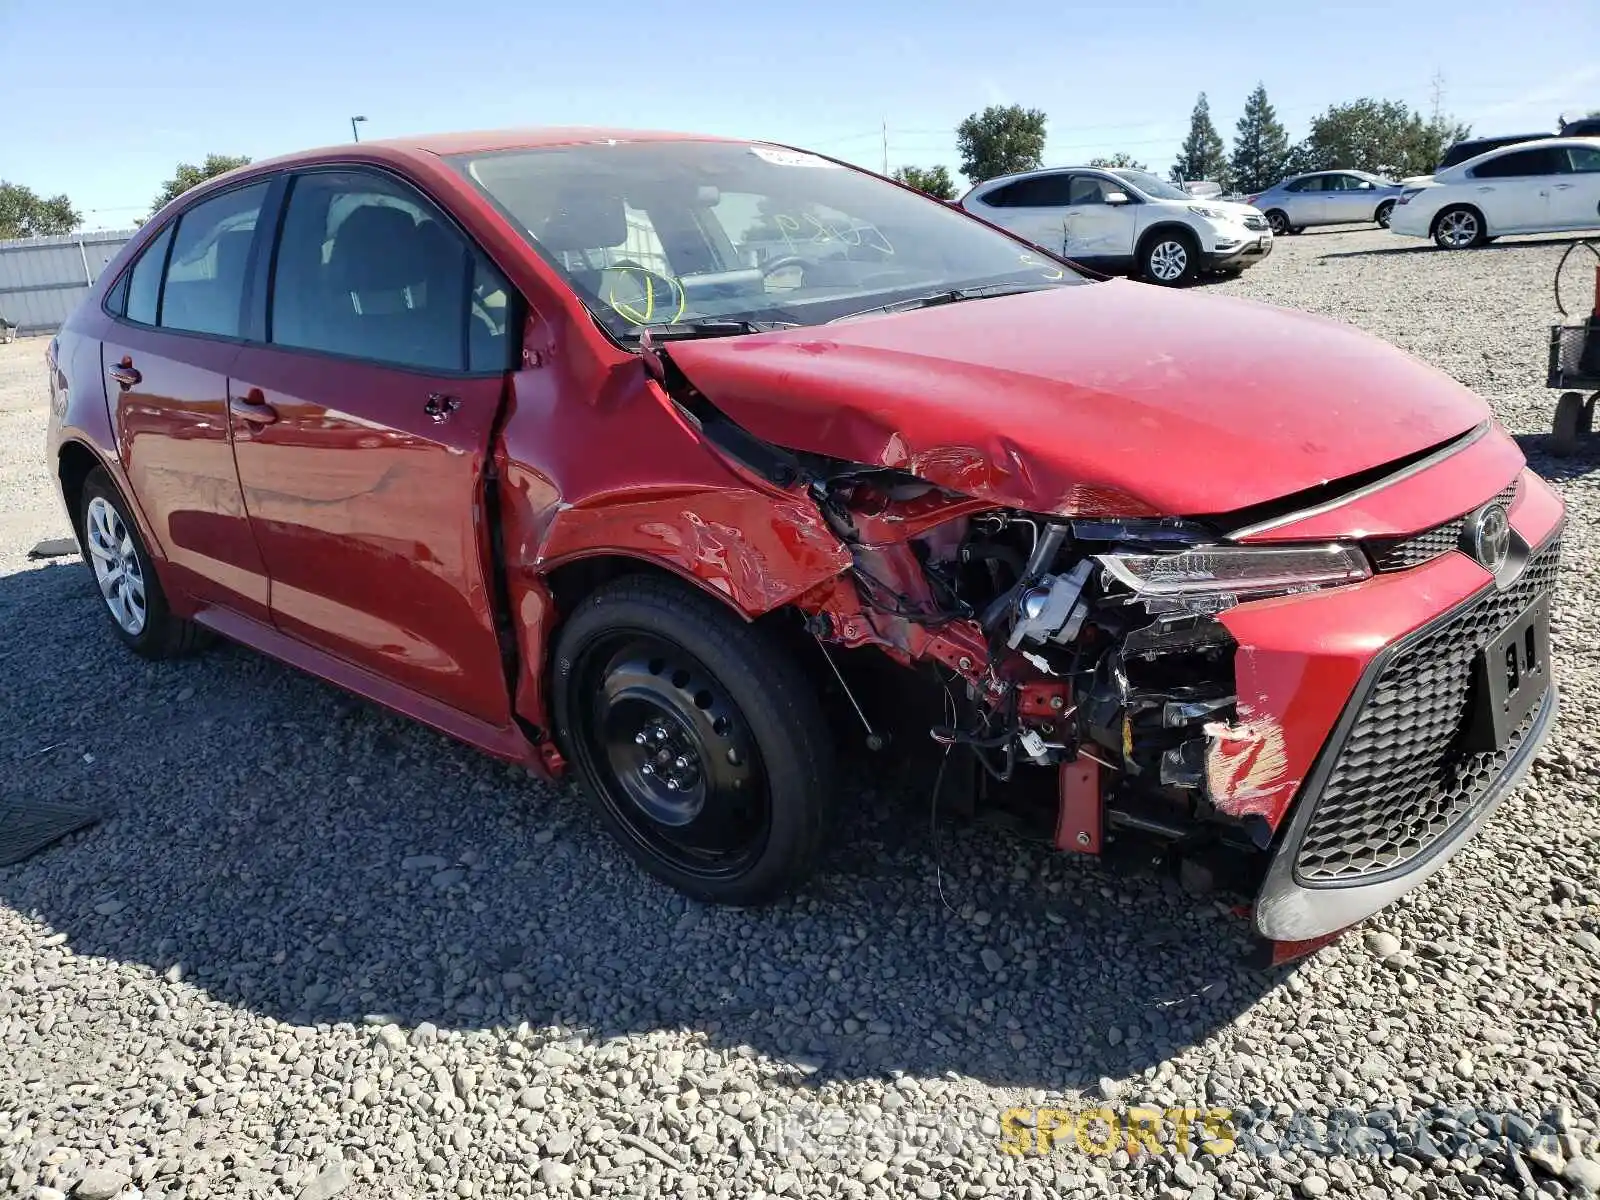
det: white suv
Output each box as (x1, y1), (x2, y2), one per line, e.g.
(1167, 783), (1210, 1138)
(959, 166), (1273, 285)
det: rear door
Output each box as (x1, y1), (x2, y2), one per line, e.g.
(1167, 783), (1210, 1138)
(1467, 147), (1563, 230)
(1548, 144), (1600, 231)
(100, 181), (273, 622)
(970, 174), (1076, 255)
(227, 166), (519, 723)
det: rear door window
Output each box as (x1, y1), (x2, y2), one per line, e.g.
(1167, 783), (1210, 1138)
(121, 225), (175, 326)
(1472, 149), (1564, 178)
(983, 175), (1074, 207)
(159, 184), (269, 338)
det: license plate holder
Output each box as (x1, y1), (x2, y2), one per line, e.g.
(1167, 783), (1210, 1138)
(1462, 592), (1551, 752)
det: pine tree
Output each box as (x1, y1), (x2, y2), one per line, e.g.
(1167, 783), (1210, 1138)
(1230, 84), (1291, 194)
(1172, 93), (1229, 187)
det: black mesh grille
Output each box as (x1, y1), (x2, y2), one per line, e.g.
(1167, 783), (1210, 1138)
(1293, 536), (1560, 884)
(1367, 481), (1519, 572)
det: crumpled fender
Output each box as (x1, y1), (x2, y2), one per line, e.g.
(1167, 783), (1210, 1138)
(495, 339), (850, 735)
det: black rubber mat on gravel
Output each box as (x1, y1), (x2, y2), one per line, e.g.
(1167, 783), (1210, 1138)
(0, 799), (99, 867)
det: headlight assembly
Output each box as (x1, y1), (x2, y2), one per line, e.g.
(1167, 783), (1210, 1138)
(1098, 543), (1372, 601)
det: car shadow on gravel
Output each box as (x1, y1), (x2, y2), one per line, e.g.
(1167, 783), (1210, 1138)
(1515, 431), (1600, 479)
(0, 557), (1279, 1093)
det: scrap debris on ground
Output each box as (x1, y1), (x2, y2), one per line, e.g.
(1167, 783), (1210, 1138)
(2, 226), (1598, 1200)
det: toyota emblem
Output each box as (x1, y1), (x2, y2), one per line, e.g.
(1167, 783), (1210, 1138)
(1470, 502), (1511, 572)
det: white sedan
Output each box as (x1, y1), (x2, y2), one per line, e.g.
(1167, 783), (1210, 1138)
(1389, 137), (1600, 248)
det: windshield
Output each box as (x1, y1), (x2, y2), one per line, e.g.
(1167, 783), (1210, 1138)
(1111, 169), (1192, 201)
(450, 140), (1085, 341)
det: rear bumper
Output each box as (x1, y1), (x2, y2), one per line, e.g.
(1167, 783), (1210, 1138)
(1387, 205), (1433, 238)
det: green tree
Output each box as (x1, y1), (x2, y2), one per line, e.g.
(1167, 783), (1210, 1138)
(1172, 93), (1229, 187)
(891, 164), (958, 200)
(1229, 84), (1292, 194)
(148, 154), (253, 217)
(1294, 100), (1469, 177)
(0, 182), (81, 239)
(956, 105), (1048, 184)
(1089, 152), (1147, 170)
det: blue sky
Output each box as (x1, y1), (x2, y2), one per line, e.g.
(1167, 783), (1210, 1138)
(3, 0), (1597, 227)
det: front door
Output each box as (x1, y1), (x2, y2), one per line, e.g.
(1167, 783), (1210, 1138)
(101, 182), (273, 623)
(1061, 174), (1136, 265)
(228, 167), (520, 723)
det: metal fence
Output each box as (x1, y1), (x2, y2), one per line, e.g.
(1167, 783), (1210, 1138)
(0, 229), (136, 335)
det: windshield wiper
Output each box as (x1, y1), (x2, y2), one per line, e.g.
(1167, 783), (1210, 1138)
(826, 282), (1055, 324)
(634, 318), (800, 343)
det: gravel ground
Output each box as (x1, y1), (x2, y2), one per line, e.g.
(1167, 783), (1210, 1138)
(2, 225), (1599, 1200)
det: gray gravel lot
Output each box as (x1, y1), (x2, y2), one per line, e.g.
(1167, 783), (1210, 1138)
(3, 226), (1599, 1200)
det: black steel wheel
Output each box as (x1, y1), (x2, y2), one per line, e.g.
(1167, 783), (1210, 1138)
(552, 575), (833, 904)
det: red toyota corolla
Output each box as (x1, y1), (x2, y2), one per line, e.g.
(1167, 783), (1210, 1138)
(45, 129), (1562, 959)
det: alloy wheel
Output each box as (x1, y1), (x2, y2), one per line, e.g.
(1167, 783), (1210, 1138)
(1148, 240), (1189, 283)
(569, 631), (770, 880)
(1437, 210), (1479, 248)
(1266, 211), (1289, 236)
(85, 496), (147, 635)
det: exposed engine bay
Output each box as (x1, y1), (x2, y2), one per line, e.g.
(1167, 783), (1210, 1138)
(764, 459), (1370, 893)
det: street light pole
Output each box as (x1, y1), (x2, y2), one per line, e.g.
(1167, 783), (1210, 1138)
(350, 115), (368, 143)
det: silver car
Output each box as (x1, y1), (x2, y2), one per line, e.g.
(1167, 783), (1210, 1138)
(1245, 170), (1405, 236)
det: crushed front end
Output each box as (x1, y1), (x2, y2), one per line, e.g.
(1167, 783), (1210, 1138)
(791, 464), (1565, 959)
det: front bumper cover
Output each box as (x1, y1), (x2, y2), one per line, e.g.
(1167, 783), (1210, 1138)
(1253, 534), (1562, 942)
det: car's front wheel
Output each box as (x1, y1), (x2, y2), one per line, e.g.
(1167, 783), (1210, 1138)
(1375, 200), (1396, 228)
(1433, 205), (1485, 249)
(552, 574), (834, 905)
(1264, 209), (1290, 237)
(1141, 231), (1199, 286)
(79, 468), (206, 658)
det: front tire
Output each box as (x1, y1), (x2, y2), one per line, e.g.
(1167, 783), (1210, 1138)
(1141, 231), (1199, 286)
(79, 468), (205, 658)
(1433, 206), (1485, 249)
(1376, 200), (1396, 228)
(552, 575), (835, 905)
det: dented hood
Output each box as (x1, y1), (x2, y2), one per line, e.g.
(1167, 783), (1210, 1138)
(665, 281), (1489, 517)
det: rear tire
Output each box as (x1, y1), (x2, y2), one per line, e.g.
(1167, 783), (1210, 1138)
(1433, 205), (1486, 249)
(1140, 230), (1200, 286)
(551, 574), (835, 905)
(1376, 200), (1396, 228)
(1264, 209), (1290, 237)
(79, 468), (207, 658)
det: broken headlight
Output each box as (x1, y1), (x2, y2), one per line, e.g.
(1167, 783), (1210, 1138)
(1099, 543), (1371, 601)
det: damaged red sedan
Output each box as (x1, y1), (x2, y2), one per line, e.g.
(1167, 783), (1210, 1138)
(45, 129), (1563, 957)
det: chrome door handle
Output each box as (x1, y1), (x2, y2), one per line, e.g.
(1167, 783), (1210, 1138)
(107, 360), (141, 389)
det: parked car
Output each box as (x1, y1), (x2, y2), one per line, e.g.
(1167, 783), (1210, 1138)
(959, 166), (1272, 284)
(1390, 137), (1600, 248)
(1245, 170), (1406, 235)
(46, 128), (1564, 957)
(1558, 115), (1600, 138)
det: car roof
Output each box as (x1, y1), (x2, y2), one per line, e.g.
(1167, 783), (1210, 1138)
(246, 127), (744, 172)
